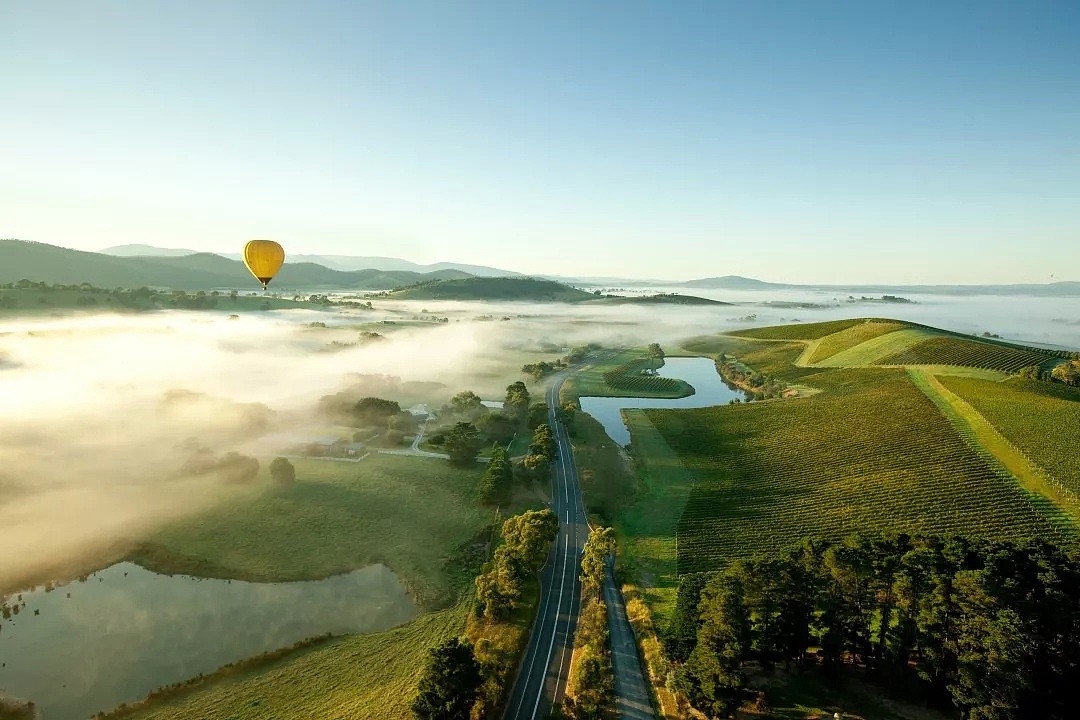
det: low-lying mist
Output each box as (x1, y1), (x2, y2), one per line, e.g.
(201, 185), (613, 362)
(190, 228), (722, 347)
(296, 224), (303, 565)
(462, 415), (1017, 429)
(0, 299), (742, 592)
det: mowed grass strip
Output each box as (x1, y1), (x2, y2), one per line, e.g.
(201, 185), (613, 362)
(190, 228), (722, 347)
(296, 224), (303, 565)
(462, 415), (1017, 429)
(806, 321), (906, 364)
(130, 455), (489, 609)
(644, 369), (1068, 574)
(104, 599), (469, 720)
(939, 376), (1080, 497)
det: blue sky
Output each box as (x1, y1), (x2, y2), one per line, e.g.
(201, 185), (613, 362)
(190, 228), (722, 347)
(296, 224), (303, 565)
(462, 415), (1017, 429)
(3, 1), (1078, 283)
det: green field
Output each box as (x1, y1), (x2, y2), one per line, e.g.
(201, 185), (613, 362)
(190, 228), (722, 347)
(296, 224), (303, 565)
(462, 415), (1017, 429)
(101, 600), (469, 720)
(940, 376), (1080, 496)
(805, 320), (906, 363)
(643, 367), (1069, 575)
(130, 455), (492, 609)
(384, 276), (595, 302)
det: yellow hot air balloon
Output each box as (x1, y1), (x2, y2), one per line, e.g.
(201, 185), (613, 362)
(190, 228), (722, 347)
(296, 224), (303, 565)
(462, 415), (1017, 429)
(242, 240), (285, 290)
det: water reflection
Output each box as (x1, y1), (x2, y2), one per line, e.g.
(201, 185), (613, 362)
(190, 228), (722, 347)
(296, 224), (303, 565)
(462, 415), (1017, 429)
(579, 357), (747, 445)
(0, 562), (416, 719)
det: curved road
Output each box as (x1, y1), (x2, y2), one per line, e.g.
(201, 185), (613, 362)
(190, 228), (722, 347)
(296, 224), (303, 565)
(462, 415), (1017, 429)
(502, 371), (653, 719)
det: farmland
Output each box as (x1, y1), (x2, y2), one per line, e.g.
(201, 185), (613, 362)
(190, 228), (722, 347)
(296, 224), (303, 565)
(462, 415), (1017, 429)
(563, 348), (693, 400)
(641, 366), (1070, 575)
(805, 320), (906, 363)
(940, 376), (1080, 496)
(879, 336), (1053, 373)
(129, 455), (496, 610)
(602, 357), (688, 395)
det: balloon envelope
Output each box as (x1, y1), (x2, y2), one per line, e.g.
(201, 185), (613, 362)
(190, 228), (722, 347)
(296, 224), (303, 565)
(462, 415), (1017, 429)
(243, 240), (285, 289)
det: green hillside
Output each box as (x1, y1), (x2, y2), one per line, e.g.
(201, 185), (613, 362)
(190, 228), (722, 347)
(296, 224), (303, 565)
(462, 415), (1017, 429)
(0, 240), (468, 291)
(383, 276), (596, 301)
(731, 317), (1067, 373)
(603, 293), (730, 306)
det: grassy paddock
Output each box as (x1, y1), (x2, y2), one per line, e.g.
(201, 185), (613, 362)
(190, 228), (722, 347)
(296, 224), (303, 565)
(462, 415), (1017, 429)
(130, 454), (492, 609)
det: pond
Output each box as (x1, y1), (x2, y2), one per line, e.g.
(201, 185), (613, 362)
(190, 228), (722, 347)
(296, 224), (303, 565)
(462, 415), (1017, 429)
(0, 562), (416, 719)
(579, 356), (748, 446)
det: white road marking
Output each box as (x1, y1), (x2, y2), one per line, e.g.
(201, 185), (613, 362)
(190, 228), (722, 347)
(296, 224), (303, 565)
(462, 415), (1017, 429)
(531, 532), (570, 720)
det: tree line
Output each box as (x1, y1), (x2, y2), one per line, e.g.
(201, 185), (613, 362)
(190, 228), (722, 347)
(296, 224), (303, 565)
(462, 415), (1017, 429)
(665, 533), (1080, 719)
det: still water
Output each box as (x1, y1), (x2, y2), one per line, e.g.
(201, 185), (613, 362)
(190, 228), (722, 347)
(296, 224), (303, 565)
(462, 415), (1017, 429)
(579, 356), (747, 446)
(0, 562), (416, 719)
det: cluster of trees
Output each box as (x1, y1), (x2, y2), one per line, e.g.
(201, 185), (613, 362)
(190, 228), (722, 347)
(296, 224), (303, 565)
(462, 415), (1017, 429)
(666, 533), (1080, 719)
(178, 444), (261, 483)
(1019, 360), (1080, 387)
(474, 509), (559, 620)
(522, 344), (602, 380)
(563, 527), (617, 719)
(269, 457), (295, 486)
(412, 637), (483, 720)
(477, 445), (513, 504)
(520, 423), (556, 482)
(715, 353), (785, 400)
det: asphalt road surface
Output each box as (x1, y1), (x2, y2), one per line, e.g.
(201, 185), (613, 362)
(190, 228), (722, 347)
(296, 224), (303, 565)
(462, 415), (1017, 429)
(502, 369), (653, 719)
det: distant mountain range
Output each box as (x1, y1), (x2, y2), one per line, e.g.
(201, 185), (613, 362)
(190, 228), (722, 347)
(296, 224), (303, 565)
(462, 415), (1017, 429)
(1, 240), (470, 291)
(677, 274), (1080, 297)
(100, 244), (522, 278)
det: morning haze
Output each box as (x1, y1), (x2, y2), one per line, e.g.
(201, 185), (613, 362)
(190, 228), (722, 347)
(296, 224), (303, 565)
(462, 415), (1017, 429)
(2, 3), (1080, 720)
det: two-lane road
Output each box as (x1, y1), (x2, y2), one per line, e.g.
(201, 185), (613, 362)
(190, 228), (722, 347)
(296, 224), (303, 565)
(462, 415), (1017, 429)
(503, 370), (653, 719)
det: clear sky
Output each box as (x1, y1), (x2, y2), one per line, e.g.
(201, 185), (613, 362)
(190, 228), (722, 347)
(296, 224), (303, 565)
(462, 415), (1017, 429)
(3, 1), (1078, 283)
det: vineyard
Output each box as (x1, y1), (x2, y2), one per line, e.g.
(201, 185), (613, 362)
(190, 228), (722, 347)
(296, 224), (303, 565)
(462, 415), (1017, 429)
(940, 376), (1080, 496)
(602, 359), (685, 394)
(643, 368), (1070, 574)
(731, 318), (865, 341)
(879, 336), (1054, 373)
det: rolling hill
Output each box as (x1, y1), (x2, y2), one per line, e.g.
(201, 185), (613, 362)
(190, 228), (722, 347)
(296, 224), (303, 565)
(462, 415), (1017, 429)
(1, 240), (470, 291)
(101, 244), (521, 278)
(382, 276), (596, 302)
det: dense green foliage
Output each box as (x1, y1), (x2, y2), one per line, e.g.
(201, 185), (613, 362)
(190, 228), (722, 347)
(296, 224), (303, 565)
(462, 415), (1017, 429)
(565, 598), (615, 719)
(474, 510), (558, 619)
(268, 457), (295, 486)
(644, 369), (1067, 575)
(580, 526), (616, 599)
(518, 423), (556, 483)
(880, 336), (1053, 372)
(940, 376), (1080, 496)
(445, 422), (483, 465)
(411, 638), (482, 720)
(477, 445), (513, 505)
(673, 534), (1080, 720)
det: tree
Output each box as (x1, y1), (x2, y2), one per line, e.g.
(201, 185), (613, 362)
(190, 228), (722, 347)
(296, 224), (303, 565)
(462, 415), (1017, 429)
(500, 508), (559, 574)
(476, 411), (516, 446)
(444, 390), (485, 420)
(1050, 360), (1080, 386)
(647, 342), (665, 358)
(477, 445), (513, 505)
(527, 402), (549, 429)
(580, 526), (616, 599)
(566, 599), (615, 718)
(269, 457), (295, 486)
(685, 573), (750, 717)
(352, 397), (401, 426)
(215, 452), (260, 483)
(411, 637), (482, 720)
(665, 573), (709, 663)
(504, 381), (530, 425)
(445, 421), (483, 465)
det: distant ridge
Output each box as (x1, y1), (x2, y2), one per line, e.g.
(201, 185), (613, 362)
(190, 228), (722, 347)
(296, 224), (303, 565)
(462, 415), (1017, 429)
(101, 244), (521, 278)
(2, 240), (470, 290)
(679, 274), (1080, 297)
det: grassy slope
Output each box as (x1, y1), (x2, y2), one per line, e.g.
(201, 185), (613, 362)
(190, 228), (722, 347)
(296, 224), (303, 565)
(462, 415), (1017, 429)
(0, 286), (331, 317)
(940, 376), (1080, 495)
(130, 455), (490, 610)
(806, 320), (906, 364)
(646, 366), (1070, 574)
(387, 276), (594, 302)
(730, 318), (864, 340)
(103, 600), (469, 720)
